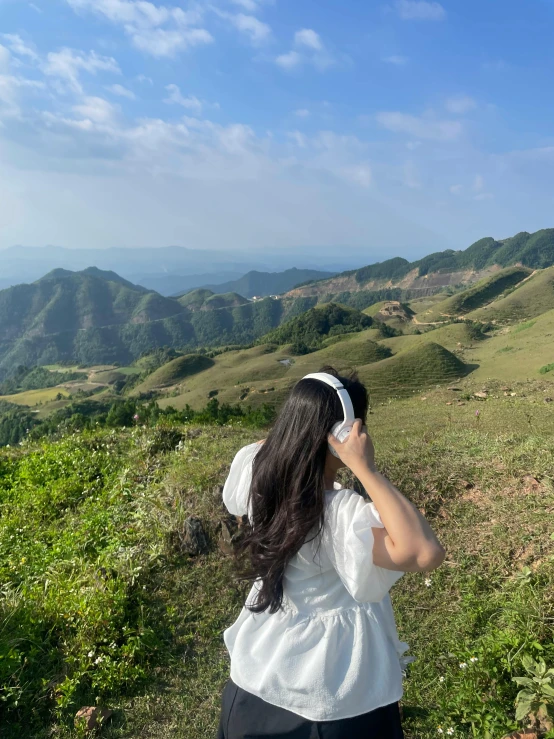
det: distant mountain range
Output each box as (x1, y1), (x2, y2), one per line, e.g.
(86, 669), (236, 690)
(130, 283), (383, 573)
(176, 268), (336, 299)
(0, 244), (365, 291)
(0, 228), (552, 379)
(137, 271), (245, 296)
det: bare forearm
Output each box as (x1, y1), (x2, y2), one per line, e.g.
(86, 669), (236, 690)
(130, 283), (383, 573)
(355, 463), (446, 571)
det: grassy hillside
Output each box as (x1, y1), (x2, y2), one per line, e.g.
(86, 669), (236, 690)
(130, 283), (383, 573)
(359, 342), (466, 398)
(418, 267), (532, 322)
(133, 355), (215, 394)
(319, 338), (392, 365)
(2, 389), (554, 738)
(467, 266), (554, 323)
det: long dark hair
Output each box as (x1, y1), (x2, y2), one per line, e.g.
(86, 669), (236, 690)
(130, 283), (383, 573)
(237, 366), (369, 614)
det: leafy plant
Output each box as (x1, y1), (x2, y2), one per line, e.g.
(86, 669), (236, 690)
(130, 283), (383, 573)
(513, 655), (554, 732)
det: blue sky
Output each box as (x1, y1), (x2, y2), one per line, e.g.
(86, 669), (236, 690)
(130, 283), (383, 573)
(1, 0), (553, 261)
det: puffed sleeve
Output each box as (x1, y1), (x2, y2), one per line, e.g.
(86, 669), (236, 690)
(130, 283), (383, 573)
(322, 488), (404, 603)
(222, 443), (261, 517)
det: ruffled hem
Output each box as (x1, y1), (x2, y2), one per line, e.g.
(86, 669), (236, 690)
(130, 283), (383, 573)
(224, 599), (412, 722)
(229, 670), (405, 723)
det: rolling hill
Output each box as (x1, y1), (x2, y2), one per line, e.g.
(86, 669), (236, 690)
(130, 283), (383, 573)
(133, 354), (215, 394)
(286, 228), (554, 302)
(467, 266), (554, 323)
(416, 266), (532, 323)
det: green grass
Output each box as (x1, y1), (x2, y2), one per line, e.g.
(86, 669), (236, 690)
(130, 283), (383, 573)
(133, 355), (215, 394)
(418, 267), (531, 322)
(468, 267), (554, 324)
(0, 387), (71, 406)
(513, 319), (537, 333)
(2, 387), (554, 737)
(359, 342), (466, 398)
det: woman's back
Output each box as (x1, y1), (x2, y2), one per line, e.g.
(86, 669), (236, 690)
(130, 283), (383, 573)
(223, 443), (410, 722)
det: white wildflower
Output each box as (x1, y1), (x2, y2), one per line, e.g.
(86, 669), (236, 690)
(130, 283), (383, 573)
(447, 729), (455, 736)
(459, 662), (467, 669)
(470, 656), (478, 663)
(437, 729), (444, 735)
(95, 656), (104, 665)
(87, 650), (95, 658)
(425, 577), (432, 587)
(439, 675), (445, 682)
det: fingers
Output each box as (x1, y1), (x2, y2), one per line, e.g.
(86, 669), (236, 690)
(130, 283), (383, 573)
(328, 419), (364, 448)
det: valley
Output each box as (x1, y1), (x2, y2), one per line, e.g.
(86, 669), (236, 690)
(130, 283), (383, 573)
(1, 228), (554, 436)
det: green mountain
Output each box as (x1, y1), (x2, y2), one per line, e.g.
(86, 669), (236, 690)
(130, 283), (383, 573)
(0, 268), (182, 343)
(177, 289), (249, 311)
(1, 227), (553, 381)
(289, 228), (554, 298)
(194, 267), (337, 299)
(260, 303), (373, 352)
(0, 272), (308, 377)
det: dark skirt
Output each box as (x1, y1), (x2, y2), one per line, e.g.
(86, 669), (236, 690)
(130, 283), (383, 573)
(217, 679), (405, 739)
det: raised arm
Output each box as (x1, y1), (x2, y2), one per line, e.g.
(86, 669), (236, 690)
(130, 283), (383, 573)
(328, 421), (446, 573)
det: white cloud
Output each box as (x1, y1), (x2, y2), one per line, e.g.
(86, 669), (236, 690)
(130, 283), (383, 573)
(2, 34), (39, 62)
(473, 174), (484, 192)
(450, 184), (463, 195)
(287, 130), (307, 148)
(474, 192), (494, 201)
(66, 0), (198, 28)
(0, 43), (45, 120)
(230, 0), (261, 10)
(65, 0), (213, 57)
(294, 108), (310, 118)
(446, 95), (477, 114)
(276, 28), (333, 72)
(394, 0), (446, 21)
(43, 48), (120, 93)
(276, 50), (302, 70)
(107, 83), (136, 99)
(376, 111), (463, 141)
(382, 55), (408, 65)
(131, 27), (213, 57)
(228, 13), (271, 44)
(294, 29), (322, 51)
(136, 74), (153, 84)
(73, 96), (118, 124)
(164, 84), (203, 113)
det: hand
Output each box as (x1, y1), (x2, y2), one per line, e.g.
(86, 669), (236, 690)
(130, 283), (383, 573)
(328, 419), (376, 473)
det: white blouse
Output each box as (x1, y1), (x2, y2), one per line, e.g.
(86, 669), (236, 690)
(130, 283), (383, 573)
(222, 443), (411, 722)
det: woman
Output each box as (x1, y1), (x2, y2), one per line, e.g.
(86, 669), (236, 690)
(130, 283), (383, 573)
(218, 368), (445, 738)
